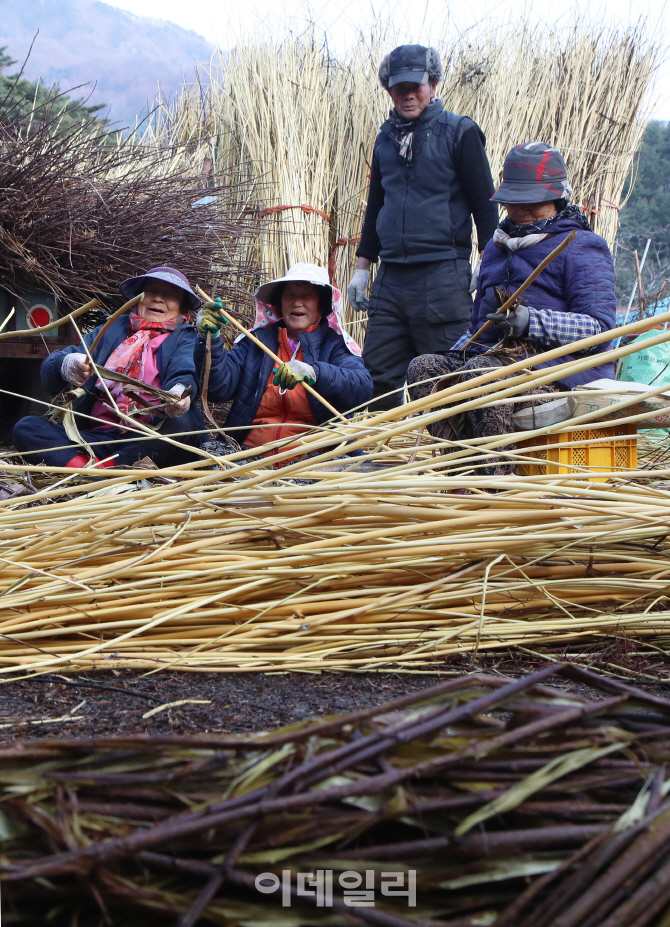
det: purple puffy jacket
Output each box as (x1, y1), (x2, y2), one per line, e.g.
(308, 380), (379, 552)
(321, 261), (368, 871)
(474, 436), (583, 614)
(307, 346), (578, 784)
(468, 215), (616, 388)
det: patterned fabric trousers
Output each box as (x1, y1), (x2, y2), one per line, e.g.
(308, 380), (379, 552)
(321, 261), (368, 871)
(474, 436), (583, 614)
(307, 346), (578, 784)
(407, 351), (557, 476)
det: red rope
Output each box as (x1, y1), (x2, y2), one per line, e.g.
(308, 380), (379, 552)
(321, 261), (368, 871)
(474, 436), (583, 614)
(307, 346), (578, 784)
(260, 204), (331, 221)
(328, 237), (361, 285)
(258, 204), (362, 286)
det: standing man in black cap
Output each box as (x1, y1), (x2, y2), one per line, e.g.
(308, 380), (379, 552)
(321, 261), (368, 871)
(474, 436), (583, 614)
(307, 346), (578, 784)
(347, 44), (498, 409)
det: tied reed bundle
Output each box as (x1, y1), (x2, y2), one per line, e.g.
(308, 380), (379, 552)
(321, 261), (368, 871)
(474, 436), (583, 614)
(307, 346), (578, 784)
(2, 666), (670, 926)
(146, 17), (658, 342)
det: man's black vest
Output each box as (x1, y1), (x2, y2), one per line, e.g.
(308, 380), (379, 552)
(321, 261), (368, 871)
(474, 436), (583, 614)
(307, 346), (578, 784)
(373, 100), (476, 264)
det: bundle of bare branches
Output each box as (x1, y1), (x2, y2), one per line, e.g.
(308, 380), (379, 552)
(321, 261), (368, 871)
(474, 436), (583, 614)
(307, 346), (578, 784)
(0, 92), (263, 312)
(1, 665), (670, 926)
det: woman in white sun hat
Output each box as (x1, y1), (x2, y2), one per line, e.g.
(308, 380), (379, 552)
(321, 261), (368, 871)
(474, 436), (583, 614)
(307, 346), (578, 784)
(194, 263), (372, 452)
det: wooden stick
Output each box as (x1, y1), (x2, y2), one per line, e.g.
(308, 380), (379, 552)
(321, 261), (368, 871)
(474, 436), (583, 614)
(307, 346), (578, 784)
(633, 249), (647, 318)
(196, 285), (349, 424)
(0, 307), (15, 334)
(461, 230), (577, 350)
(89, 294), (143, 354)
(198, 278), (219, 430)
(0, 298), (100, 341)
(200, 331), (219, 430)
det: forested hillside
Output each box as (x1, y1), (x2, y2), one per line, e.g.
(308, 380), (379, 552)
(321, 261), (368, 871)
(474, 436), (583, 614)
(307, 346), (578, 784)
(0, 47), (106, 130)
(616, 120), (670, 306)
(0, 0), (213, 126)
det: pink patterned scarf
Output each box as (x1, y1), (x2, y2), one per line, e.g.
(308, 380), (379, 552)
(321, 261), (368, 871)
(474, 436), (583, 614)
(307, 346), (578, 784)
(93, 312), (184, 425)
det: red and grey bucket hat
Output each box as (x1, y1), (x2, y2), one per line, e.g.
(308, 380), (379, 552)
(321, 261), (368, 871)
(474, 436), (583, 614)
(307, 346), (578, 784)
(491, 142), (573, 204)
(118, 266), (202, 312)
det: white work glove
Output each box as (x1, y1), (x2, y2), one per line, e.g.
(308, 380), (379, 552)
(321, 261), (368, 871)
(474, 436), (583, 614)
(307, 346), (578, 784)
(469, 259), (481, 294)
(61, 352), (92, 386)
(165, 383), (191, 418)
(347, 268), (370, 313)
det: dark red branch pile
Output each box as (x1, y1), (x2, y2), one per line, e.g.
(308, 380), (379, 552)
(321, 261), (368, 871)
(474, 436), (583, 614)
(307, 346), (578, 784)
(1, 664), (670, 926)
(0, 113), (262, 313)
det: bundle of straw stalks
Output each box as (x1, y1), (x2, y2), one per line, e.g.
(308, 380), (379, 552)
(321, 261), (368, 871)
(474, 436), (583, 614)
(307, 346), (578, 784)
(2, 311), (670, 675)
(0, 86), (261, 310)
(2, 666), (670, 926)
(146, 18), (658, 338)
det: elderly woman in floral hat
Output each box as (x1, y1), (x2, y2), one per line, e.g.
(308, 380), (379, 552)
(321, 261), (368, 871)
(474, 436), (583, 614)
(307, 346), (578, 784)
(13, 266), (207, 468)
(195, 262), (372, 453)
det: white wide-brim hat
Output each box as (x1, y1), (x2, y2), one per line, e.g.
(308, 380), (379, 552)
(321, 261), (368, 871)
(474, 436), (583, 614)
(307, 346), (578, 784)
(254, 262), (333, 305)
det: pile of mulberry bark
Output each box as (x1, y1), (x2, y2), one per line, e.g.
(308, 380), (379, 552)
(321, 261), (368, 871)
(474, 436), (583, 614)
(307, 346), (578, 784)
(0, 94), (261, 312)
(1, 664), (670, 926)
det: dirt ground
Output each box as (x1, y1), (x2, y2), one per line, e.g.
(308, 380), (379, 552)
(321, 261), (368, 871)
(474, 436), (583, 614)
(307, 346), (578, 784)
(1, 642), (669, 745)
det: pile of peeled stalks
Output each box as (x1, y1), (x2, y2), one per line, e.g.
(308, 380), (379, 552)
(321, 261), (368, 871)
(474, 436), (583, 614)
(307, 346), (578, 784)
(3, 312), (670, 675)
(1, 665), (670, 926)
(3, 458), (670, 674)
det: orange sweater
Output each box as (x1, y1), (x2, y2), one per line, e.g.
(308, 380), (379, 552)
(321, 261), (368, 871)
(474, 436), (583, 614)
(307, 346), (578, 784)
(243, 326), (318, 451)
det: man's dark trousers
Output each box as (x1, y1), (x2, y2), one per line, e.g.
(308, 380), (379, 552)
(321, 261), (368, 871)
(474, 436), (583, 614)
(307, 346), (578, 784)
(362, 258), (473, 410)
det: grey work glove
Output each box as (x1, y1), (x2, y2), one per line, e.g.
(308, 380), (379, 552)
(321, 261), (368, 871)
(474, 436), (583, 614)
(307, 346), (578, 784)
(165, 383), (191, 418)
(347, 268), (370, 313)
(469, 259), (481, 294)
(485, 305), (531, 340)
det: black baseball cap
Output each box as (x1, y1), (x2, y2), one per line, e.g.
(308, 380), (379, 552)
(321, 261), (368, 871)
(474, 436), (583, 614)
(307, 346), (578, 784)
(387, 45), (432, 87)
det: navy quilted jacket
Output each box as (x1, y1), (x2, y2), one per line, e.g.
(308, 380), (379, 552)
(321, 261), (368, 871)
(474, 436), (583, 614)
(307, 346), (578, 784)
(195, 319), (373, 442)
(41, 315), (207, 435)
(469, 216), (616, 388)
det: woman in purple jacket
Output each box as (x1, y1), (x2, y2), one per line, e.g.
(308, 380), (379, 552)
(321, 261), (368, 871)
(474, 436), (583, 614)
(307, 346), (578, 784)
(407, 142), (616, 476)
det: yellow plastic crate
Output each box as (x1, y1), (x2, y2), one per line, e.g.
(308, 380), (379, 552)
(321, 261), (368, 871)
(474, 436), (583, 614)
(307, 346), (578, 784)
(518, 423), (637, 478)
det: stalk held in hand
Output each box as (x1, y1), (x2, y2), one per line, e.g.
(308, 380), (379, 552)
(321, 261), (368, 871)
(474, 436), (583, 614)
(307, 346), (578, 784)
(461, 230), (577, 351)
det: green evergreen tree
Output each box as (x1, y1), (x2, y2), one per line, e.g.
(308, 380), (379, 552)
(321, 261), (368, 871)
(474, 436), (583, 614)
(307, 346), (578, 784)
(616, 121), (670, 307)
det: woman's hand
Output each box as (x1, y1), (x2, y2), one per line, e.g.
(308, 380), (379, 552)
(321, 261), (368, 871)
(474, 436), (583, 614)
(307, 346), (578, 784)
(485, 305), (530, 339)
(165, 384), (191, 418)
(196, 298), (229, 338)
(272, 360), (317, 390)
(61, 353), (92, 386)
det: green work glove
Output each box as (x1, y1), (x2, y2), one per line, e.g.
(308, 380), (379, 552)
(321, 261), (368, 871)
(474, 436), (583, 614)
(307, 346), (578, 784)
(272, 359), (317, 390)
(196, 298), (229, 337)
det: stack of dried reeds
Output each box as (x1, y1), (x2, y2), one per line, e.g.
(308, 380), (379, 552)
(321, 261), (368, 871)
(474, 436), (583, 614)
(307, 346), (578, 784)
(0, 88), (262, 311)
(0, 312), (669, 674)
(3, 467), (670, 674)
(2, 312), (670, 675)
(146, 18), (658, 339)
(2, 666), (670, 926)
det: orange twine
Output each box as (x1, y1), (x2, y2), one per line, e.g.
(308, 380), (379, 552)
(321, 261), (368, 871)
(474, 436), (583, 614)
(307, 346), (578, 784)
(259, 204), (360, 285)
(261, 204), (331, 221)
